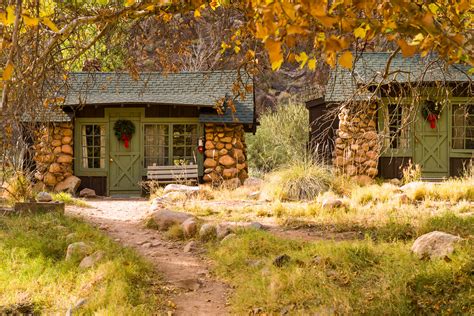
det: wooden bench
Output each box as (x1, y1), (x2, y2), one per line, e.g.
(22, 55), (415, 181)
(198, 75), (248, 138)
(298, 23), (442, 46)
(146, 164), (199, 184)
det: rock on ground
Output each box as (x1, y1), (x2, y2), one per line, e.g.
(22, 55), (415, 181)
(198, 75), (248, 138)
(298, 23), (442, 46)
(79, 188), (97, 198)
(182, 218), (197, 237)
(79, 250), (105, 269)
(321, 197), (343, 209)
(66, 242), (92, 261)
(37, 192), (52, 202)
(216, 224), (232, 240)
(411, 231), (462, 259)
(199, 223), (217, 241)
(54, 176), (81, 194)
(147, 209), (195, 231)
(400, 181), (432, 192)
(244, 177), (264, 188)
(183, 241), (197, 253)
(164, 184), (201, 194)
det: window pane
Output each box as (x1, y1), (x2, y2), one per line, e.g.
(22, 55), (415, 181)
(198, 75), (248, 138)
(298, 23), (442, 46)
(452, 104), (473, 150)
(82, 124), (105, 169)
(144, 124), (170, 167)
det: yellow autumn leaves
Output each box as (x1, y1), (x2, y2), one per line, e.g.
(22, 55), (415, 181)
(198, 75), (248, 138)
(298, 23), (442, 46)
(0, 5), (59, 32)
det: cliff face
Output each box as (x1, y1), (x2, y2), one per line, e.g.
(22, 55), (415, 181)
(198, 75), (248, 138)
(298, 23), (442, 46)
(127, 13), (325, 116)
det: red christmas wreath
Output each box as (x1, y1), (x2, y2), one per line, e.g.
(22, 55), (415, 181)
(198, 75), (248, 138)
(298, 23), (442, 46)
(421, 100), (442, 129)
(113, 120), (135, 148)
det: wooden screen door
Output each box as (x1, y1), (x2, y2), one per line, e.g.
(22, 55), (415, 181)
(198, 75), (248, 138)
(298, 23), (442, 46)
(413, 105), (449, 179)
(108, 109), (142, 195)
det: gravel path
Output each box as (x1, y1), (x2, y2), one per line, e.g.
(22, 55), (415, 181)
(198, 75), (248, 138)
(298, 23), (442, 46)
(67, 199), (229, 316)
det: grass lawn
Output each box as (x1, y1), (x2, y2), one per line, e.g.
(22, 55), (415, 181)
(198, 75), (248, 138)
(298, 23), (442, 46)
(210, 217), (474, 315)
(0, 212), (165, 314)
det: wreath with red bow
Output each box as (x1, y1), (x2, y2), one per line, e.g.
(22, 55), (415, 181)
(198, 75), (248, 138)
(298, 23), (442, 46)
(113, 120), (135, 148)
(421, 100), (441, 129)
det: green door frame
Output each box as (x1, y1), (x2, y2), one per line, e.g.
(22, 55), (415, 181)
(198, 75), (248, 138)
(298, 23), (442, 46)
(106, 108), (144, 196)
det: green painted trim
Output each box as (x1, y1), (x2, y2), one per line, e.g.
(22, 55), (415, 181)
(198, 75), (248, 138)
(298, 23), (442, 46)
(378, 101), (413, 157)
(74, 120), (109, 176)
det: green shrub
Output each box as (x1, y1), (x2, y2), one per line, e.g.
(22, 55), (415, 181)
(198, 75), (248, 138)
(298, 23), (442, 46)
(247, 103), (309, 172)
(262, 161), (332, 201)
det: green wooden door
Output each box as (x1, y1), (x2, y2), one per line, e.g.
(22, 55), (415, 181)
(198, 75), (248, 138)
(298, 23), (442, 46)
(108, 110), (142, 195)
(413, 105), (449, 178)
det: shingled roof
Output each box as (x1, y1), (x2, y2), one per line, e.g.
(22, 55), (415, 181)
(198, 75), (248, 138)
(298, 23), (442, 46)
(63, 70), (254, 124)
(325, 52), (473, 102)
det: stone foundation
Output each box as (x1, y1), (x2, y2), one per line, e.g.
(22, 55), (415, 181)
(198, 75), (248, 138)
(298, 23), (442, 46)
(202, 123), (248, 186)
(33, 123), (74, 189)
(333, 104), (380, 178)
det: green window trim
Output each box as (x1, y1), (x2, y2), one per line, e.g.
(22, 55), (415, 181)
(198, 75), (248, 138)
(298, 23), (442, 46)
(451, 103), (473, 151)
(143, 123), (199, 168)
(378, 102), (413, 157)
(74, 119), (109, 176)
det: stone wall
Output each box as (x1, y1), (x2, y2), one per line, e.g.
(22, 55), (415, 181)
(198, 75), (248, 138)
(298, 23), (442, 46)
(203, 123), (248, 187)
(333, 104), (380, 178)
(33, 123), (74, 190)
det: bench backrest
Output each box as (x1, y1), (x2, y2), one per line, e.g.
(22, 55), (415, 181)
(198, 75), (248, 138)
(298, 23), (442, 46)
(146, 164), (198, 181)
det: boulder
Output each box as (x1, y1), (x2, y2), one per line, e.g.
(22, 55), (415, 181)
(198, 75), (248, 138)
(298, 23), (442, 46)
(352, 175), (374, 186)
(220, 233), (237, 244)
(366, 167), (378, 177)
(183, 241), (197, 253)
(61, 145), (73, 155)
(163, 184), (201, 194)
(66, 242), (92, 261)
(222, 178), (241, 189)
(79, 188), (96, 198)
(62, 136), (72, 144)
(205, 141), (215, 150)
(51, 140), (62, 147)
(54, 176), (81, 194)
(44, 172), (58, 186)
(182, 218), (197, 237)
(321, 197), (343, 209)
(204, 158), (217, 168)
(147, 209), (195, 231)
(199, 223), (217, 241)
(216, 224), (232, 240)
(411, 231), (462, 259)
(222, 168), (238, 179)
(79, 250), (105, 269)
(57, 154), (73, 164)
(393, 193), (409, 204)
(37, 191), (53, 202)
(49, 163), (62, 174)
(244, 177), (263, 188)
(400, 181), (429, 192)
(219, 155), (236, 167)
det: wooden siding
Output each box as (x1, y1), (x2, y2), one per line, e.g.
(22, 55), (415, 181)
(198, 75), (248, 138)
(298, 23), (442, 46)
(378, 157), (412, 179)
(306, 99), (339, 162)
(450, 158), (473, 177)
(74, 104), (204, 118)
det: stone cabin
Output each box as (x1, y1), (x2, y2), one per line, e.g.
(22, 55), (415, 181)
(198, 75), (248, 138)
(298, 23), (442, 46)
(306, 53), (473, 180)
(29, 70), (255, 196)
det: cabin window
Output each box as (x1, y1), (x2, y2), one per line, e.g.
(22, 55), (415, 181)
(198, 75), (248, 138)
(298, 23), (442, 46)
(383, 104), (411, 150)
(144, 123), (198, 167)
(172, 124), (198, 165)
(81, 124), (106, 169)
(452, 104), (474, 150)
(144, 124), (170, 166)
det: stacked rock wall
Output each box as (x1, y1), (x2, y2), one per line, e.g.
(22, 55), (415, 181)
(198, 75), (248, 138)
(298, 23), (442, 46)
(33, 123), (74, 189)
(333, 104), (380, 178)
(203, 123), (248, 187)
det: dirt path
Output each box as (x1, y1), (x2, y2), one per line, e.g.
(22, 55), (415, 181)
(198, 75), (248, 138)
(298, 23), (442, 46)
(67, 200), (229, 316)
